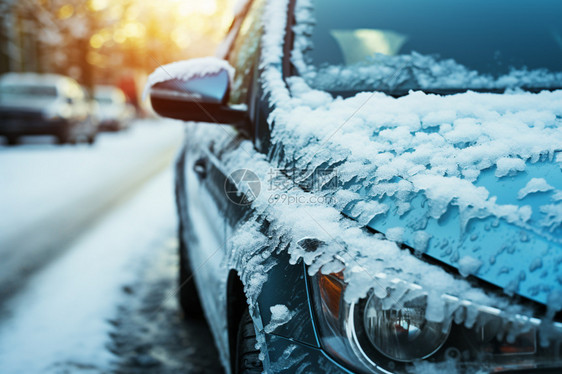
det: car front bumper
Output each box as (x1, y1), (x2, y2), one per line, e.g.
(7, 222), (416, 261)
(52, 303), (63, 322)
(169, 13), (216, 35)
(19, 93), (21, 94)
(264, 333), (350, 374)
(0, 115), (69, 137)
(98, 119), (122, 131)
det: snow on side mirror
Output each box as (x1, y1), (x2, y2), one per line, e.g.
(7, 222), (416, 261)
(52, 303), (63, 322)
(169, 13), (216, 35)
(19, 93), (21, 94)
(146, 57), (248, 129)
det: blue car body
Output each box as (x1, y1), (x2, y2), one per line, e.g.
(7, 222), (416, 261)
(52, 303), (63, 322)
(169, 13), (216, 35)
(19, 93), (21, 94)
(154, 0), (562, 372)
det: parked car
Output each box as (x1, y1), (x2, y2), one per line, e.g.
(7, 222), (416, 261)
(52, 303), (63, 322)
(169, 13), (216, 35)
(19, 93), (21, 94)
(81, 85), (101, 143)
(94, 85), (135, 131)
(147, 0), (562, 373)
(0, 73), (97, 145)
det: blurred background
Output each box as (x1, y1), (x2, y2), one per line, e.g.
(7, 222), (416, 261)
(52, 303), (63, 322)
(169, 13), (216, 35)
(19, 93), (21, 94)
(0, 1), (237, 373)
(0, 0), (234, 105)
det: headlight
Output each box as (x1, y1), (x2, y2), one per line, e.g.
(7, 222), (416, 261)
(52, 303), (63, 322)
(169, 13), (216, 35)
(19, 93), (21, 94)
(362, 293), (450, 362)
(43, 105), (70, 120)
(309, 271), (562, 373)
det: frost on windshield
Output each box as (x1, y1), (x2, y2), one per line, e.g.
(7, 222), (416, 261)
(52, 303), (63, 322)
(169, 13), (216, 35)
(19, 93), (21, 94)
(295, 51), (562, 93)
(291, 0), (562, 94)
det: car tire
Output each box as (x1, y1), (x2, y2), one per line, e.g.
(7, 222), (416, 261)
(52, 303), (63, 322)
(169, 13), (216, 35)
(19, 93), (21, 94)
(178, 224), (204, 319)
(57, 135), (69, 145)
(235, 308), (263, 374)
(6, 136), (18, 146)
(87, 135), (96, 145)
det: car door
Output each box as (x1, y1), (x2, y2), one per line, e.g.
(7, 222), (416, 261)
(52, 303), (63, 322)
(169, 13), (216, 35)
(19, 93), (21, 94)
(180, 0), (266, 363)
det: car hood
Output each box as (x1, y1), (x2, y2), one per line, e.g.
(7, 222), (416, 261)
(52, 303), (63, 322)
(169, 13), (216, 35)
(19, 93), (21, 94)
(272, 85), (562, 307)
(341, 157), (561, 306)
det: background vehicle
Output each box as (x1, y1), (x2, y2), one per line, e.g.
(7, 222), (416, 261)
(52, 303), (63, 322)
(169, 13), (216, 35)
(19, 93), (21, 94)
(80, 85), (101, 144)
(94, 85), (135, 132)
(148, 0), (562, 373)
(0, 73), (97, 145)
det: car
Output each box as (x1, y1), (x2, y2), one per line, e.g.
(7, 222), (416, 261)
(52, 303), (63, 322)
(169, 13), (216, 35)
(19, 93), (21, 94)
(94, 85), (135, 132)
(0, 73), (97, 145)
(146, 0), (562, 373)
(80, 85), (101, 144)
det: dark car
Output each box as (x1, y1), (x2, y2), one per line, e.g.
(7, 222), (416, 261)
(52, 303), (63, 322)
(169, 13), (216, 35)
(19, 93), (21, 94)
(147, 0), (562, 373)
(0, 73), (97, 145)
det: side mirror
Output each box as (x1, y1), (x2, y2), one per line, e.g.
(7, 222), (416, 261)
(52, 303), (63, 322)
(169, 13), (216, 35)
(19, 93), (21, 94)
(147, 57), (248, 129)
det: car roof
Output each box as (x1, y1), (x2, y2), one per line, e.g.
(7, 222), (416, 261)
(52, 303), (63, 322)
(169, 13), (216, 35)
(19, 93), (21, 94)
(0, 72), (84, 98)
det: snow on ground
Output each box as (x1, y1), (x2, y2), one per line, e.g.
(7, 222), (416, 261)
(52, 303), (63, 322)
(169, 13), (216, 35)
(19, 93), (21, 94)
(0, 119), (181, 243)
(107, 229), (223, 374)
(0, 120), (183, 290)
(0, 168), (176, 374)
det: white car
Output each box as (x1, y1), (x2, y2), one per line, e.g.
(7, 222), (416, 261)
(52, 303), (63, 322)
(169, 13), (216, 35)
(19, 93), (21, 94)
(0, 73), (97, 145)
(94, 86), (135, 132)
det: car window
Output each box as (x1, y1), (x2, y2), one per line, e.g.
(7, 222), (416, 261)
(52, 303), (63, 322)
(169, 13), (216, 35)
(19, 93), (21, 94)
(294, 0), (562, 94)
(227, 0), (265, 105)
(0, 85), (58, 97)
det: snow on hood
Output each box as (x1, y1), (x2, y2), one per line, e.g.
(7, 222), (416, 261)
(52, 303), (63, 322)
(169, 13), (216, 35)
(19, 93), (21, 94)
(276, 80), (561, 223)
(275, 0), (562, 307)
(262, 51), (562, 312)
(275, 81), (562, 227)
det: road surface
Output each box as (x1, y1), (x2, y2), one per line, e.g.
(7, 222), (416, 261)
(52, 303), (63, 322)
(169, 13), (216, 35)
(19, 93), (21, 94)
(0, 121), (223, 373)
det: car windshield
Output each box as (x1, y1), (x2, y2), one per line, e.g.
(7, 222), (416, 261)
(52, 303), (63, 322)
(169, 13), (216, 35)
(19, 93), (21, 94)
(0, 85), (58, 98)
(293, 0), (562, 94)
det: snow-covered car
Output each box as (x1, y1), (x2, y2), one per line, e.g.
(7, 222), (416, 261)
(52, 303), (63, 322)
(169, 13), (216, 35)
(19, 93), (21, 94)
(0, 73), (97, 145)
(147, 0), (562, 373)
(94, 85), (134, 132)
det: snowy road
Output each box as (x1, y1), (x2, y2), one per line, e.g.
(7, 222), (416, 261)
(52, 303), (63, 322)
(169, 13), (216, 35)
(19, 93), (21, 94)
(0, 120), (182, 296)
(0, 169), (221, 373)
(0, 123), (223, 373)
